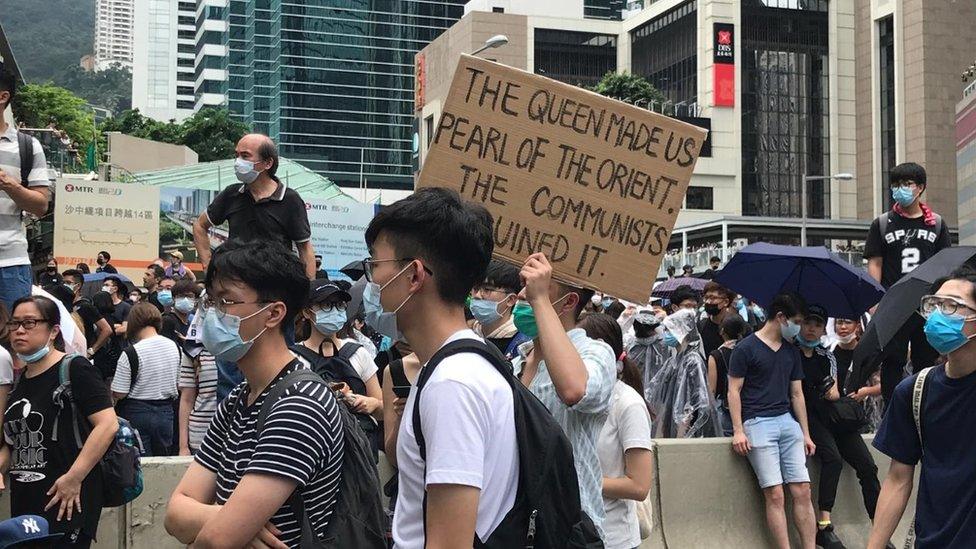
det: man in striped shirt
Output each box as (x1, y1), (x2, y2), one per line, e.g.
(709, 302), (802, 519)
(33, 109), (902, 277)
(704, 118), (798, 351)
(0, 70), (51, 311)
(164, 239), (343, 549)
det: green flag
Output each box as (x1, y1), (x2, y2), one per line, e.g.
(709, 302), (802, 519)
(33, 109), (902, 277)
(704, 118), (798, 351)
(85, 142), (96, 171)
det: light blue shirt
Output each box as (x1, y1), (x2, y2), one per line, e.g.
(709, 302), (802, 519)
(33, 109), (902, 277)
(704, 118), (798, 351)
(512, 328), (616, 538)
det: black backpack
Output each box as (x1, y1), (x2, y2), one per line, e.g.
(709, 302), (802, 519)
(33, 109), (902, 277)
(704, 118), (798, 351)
(252, 368), (386, 548)
(291, 342), (367, 396)
(16, 131), (33, 186)
(412, 339), (603, 548)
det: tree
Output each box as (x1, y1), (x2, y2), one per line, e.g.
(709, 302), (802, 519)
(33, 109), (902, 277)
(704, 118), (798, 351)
(57, 64), (132, 114)
(12, 83), (95, 152)
(180, 108), (250, 162)
(589, 72), (668, 110)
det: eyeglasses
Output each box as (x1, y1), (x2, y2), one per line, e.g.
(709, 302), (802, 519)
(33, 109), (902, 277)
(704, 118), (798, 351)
(920, 294), (976, 319)
(473, 286), (508, 298)
(6, 319), (50, 331)
(314, 302), (347, 313)
(889, 181), (919, 190)
(361, 257), (433, 282)
(200, 295), (268, 318)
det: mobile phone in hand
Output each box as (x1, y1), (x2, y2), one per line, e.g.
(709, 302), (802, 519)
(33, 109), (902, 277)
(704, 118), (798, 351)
(393, 384), (411, 398)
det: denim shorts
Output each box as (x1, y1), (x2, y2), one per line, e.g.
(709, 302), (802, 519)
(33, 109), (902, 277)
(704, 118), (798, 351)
(743, 412), (810, 488)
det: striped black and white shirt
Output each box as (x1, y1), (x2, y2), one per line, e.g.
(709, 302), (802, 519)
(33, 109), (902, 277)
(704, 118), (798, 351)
(0, 125), (50, 267)
(177, 350), (218, 451)
(111, 334), (181, 400)
(195, 359), (344, 548)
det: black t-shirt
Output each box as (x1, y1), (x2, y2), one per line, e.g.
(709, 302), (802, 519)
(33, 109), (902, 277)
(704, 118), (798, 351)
(864, 212), (951, 288)
(709, 346), (732, 400)
(74, 299), (102, 347)
(833, 346), (855, 392)
(4, 356), (113, 538)
(206, 181), (311, 250)
(699, 318), (723, 358)
(96, 264), (118, 274)
(161, 312), (190, 344)
(36, 272), (63, 287)
(799, 350), (835, 407)
(110, 300), (131, 326)
(146, 291), (164, 313)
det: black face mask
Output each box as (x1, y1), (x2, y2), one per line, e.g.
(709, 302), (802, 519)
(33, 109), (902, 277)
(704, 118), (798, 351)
(46, 267), (56, 272)
(704, 303), (722, 317)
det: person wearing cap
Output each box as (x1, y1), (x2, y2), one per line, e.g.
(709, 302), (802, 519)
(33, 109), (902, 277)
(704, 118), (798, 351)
(313, 255), (328, 280)
(0, 515), (62, 548)
(795, 304), (881, 549)
(164, 251), (196, 282)
(681, 264), (694, 277)
(296, 280), (382, 420)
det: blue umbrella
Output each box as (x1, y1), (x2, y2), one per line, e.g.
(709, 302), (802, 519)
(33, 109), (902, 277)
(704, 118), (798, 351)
(81, 271), (136, 298)
(714, 243), (885, 319)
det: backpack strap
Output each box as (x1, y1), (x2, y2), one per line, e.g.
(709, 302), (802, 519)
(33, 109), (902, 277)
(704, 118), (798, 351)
(388, 358), (408, 389)
(252, 367), (327, 547)
(933, 213), (943, 236)
(16, 131), (33, 186)
(336, 342), (362, 362)
(51, 353), (84, 448)
(124, 346), (140, 395)
(878, 211), (890, 237)
(912, 367), (934, 456)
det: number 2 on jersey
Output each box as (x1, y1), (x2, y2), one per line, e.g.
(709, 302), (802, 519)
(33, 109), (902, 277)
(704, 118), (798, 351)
(902, 248), (920, 273)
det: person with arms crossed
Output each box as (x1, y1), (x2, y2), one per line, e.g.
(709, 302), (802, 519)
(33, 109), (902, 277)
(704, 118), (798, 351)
(164, 239), (344, 549)
(868, 267), (976, 549)
(728, 292), (817, 549)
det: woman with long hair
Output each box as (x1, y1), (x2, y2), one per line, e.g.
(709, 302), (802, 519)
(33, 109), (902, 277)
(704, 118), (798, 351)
(579, 313), (653, 549)
(3, 295), (118, 548)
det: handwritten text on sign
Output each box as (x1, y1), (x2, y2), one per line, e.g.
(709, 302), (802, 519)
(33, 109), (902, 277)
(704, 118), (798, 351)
(417, 56), (707, 303)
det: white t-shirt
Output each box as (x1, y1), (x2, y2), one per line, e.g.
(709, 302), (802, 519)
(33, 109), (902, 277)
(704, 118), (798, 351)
(111, 334), (180, 400)
(597, 381), (653, 549)
(0, 346), (13, 386)
(338, 338), (378, 383)
(393, 330), (518, 549)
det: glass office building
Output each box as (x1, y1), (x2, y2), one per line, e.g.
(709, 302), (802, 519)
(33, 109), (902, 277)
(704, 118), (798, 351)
(630, 1), (697, 106)
(740, 0), (829, 218)
(584, 0), (626, 20)
(534, 29), (617, 88)
(224, 0), (465, 190)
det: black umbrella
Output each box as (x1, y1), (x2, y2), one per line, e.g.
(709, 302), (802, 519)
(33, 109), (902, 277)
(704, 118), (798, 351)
(848, 246), (976, 391)
(340, 259), (366, 281)
(80, 272), (136, 298)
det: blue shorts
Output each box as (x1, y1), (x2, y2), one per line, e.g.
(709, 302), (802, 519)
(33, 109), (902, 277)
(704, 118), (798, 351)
(744, 413), (810, 488)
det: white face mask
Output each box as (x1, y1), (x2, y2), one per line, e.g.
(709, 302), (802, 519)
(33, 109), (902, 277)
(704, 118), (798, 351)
(836, 333), (857, 345)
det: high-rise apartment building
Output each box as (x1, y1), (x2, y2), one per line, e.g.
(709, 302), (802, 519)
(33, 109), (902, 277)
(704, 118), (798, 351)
(131, 0), (197, 121)
(94, 0), (135, 70)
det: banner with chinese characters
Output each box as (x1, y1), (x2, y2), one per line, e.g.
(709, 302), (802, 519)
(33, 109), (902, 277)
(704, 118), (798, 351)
(54, 180), (160, 281)
(305, 200), (377, 280)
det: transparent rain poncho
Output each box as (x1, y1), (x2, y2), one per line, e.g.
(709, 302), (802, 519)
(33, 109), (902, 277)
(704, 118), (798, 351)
(647, 309), (721, 438)
(627, 312), (673, 404)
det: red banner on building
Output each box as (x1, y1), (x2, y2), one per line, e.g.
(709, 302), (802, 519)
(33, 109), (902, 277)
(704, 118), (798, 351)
(713, 23), (734, 107)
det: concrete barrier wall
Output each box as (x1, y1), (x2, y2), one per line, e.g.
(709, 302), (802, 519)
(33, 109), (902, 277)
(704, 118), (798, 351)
(0, 437), (916, 548)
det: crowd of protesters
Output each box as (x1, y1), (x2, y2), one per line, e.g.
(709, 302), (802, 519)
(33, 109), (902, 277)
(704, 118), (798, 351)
(0, 83), (970, 549)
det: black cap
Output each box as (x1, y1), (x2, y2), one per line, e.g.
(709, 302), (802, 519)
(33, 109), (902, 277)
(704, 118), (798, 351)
(805, 304), (828, 323)
(309, 279), (351, 305)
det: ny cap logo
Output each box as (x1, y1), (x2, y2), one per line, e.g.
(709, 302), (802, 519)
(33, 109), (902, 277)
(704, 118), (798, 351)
(21, 517), (40, 535)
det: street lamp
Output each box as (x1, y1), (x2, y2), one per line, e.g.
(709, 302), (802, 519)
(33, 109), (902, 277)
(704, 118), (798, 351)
(801, 173), (854, 246)
(472, 35), (509, 56)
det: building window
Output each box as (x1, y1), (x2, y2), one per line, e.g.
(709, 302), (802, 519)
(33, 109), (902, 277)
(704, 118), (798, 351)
(741, 2), (829, 219)
(879, 16), (896, 209)
(584, 0), (625, 20)
(425, 115), (434, 146)
(492, 7), (504, 13)
(630, 1), (697, 106)
(686, 186), (713, 209)
(534, 29), (617, 88)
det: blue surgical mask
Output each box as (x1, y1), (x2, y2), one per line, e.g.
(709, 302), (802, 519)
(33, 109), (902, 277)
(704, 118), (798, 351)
(16, 344), (50, 364)
(158, 289), (174, 307)
(235, 157), (260, 184)
(795, 334), (821, 348)
(363, 263), (415, 327)
(469, 297), (507, 325)
(663, 332), (680, 347)
(780, 320), (801, 341)
(602, 297), (613, 309)
(892, 186), (917, 207)
(200, 303), (271, 362)
(174, 297), (196, 314)
(314, 308), (347, 335)
(923, 310), (976, 355)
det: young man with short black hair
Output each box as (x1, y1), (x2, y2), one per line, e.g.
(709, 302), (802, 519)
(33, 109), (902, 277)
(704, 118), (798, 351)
(95, 251), (117, 274)
(62, 269), (113, 362)
(868, 267), (976, 549)
(669, 285), (700, 314)
(0, 70), (51, 310)
(143, 264), (166, 312)
(364, 187), (518, 548)
(700, 256), (722, 279)
(862, 162), (950, 404)
(314, 255), (328, 280)
(470, 259), (528, 358)
(511, 258), (616, 538)
(728, 292), (817, 549)
(699, 281), (744, 357)
(164, 239), (344, 548)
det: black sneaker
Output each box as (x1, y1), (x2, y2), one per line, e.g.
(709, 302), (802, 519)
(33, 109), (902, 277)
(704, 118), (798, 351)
(816, 524), (847, 549)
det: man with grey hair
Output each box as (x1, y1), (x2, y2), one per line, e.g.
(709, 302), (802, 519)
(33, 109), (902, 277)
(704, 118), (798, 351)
(193, 133), (316, 400)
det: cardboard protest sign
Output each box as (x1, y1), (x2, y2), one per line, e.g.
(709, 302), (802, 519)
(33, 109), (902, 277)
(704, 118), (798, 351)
(417, 55), (708, 303)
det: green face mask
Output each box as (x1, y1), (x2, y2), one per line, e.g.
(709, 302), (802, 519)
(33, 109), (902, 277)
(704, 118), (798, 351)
(512, 294), (571, 339)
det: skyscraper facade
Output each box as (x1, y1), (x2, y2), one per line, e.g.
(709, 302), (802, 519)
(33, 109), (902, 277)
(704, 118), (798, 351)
(94, 0), (135, 70)
(223, 0), (466, 190)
